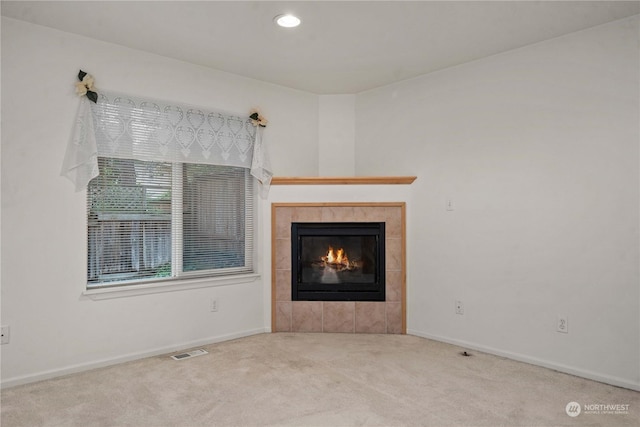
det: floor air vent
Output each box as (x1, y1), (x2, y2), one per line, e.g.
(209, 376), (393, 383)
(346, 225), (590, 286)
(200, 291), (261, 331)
(170, 349), (208, 361)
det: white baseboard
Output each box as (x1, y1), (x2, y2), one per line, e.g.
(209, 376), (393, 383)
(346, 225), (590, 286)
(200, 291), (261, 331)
(407, 329), (640, 392)
(1, 328), (268, 389)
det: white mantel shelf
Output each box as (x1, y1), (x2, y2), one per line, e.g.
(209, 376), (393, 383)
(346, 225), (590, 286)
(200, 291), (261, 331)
(271, 176), (417, 185)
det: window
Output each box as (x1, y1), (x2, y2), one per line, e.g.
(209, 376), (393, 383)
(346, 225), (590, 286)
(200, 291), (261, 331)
(87, 157), (253, 288)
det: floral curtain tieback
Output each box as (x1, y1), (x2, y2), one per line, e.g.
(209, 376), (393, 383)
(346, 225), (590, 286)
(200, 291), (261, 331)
(249, 109), (268, 127)
(75, 70), (98, 103)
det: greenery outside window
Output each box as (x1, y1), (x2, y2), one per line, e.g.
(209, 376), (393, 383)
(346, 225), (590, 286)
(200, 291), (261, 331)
(87, 157), (254, 288)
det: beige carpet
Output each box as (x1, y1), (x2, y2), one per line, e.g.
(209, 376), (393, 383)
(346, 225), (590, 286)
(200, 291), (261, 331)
(1, 333), (638, 426)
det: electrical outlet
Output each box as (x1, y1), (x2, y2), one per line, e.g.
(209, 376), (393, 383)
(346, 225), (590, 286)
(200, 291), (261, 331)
(1, 326), (10, 344)
(210, 298), (219, 312)
(446, 199), (455, 211)
(455, 300), (464, 315)
(557, 316), (568, 333)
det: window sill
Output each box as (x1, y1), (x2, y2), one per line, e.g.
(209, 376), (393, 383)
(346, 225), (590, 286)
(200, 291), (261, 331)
(82, 273), (261, 300)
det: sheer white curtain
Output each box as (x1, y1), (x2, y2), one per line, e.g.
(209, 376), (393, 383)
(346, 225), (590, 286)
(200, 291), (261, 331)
(62, 92), (272, 195)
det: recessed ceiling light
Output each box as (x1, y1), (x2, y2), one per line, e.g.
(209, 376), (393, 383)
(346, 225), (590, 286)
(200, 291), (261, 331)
(274, 14), (301, 28)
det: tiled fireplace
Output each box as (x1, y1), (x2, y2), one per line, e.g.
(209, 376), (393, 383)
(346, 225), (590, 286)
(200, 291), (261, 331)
(272, 202), (406, 334)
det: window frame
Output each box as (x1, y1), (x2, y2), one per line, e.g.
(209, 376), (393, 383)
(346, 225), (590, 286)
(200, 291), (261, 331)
(84, 157), (259, 297)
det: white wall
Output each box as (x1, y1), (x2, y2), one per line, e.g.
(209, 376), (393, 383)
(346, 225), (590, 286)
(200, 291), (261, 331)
(0, 18), (318, 387)
(3, 14), (638, 392)
(355, 16), (639, 389)
(318, 95), (355, 176)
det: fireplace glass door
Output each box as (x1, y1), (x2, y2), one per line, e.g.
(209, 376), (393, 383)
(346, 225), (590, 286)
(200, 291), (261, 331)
(291, 222), (385, 301)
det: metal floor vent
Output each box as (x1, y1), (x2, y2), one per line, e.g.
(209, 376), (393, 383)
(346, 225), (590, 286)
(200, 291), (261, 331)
(170, 349), (208, 361)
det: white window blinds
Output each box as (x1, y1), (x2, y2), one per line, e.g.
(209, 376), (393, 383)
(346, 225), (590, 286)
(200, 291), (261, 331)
(87, 158), (253, 287)
(66, 90), (264, 287)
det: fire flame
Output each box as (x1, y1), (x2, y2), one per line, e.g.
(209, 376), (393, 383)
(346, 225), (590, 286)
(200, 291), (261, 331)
(322, 246), (350, 268)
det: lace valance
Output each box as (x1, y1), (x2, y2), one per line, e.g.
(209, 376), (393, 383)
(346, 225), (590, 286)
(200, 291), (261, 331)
(62, 91), (272, 195)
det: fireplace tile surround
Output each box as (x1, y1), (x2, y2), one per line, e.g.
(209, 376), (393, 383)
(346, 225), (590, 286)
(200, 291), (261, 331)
(271, 202), (406, 334)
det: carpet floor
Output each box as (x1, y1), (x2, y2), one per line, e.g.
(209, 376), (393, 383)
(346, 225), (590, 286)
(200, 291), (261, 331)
(1, 333), (638, 426)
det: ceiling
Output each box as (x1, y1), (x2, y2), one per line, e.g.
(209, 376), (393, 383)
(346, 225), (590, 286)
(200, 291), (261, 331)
(2, 1), (639, 94)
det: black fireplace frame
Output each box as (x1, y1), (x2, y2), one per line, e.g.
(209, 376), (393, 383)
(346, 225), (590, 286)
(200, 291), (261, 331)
(291, 222), (385, 301)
